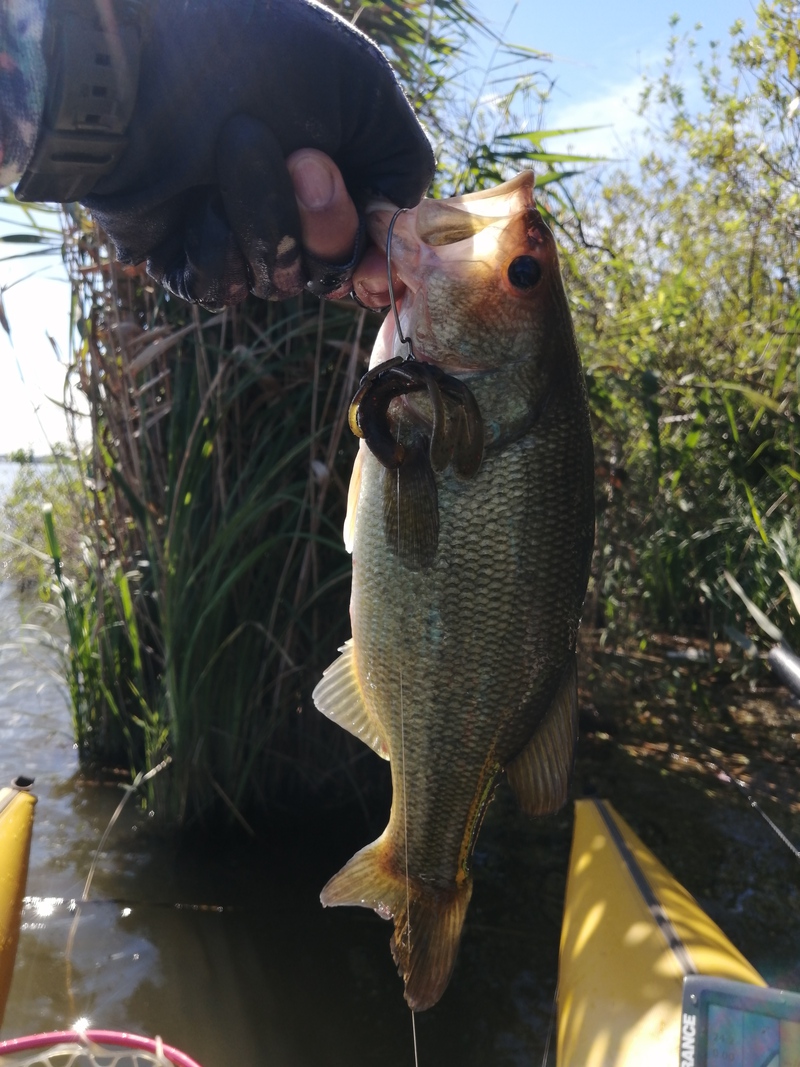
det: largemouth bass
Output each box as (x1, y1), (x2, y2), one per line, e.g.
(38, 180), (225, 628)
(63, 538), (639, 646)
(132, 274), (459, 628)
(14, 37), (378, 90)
(313, 172), (595, 1011)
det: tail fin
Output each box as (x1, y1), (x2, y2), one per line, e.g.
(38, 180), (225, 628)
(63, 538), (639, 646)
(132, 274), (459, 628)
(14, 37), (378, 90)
(321, 837), (473, 1011)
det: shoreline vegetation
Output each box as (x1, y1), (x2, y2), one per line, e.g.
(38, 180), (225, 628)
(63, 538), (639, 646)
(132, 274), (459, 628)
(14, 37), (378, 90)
(1, 455), (86, 592)
(0, 0), (797, 830)
(0, 450), (69, 464)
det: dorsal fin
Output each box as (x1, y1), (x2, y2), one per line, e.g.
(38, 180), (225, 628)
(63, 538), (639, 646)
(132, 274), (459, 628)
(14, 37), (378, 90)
(312, 640), (389, 759)
(506, 656), (578, 816)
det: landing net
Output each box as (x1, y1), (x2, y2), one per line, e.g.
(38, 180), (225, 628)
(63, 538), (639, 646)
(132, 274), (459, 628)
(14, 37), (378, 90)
(0, 1031), (203, 1067)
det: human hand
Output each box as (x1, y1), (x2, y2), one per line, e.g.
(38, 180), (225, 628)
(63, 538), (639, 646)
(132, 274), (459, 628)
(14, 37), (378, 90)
(286, 148), (401, 312)
(80, 0), (433, 308)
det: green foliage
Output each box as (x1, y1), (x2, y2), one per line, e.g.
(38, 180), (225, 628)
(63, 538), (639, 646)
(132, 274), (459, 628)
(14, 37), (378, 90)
(43, 504), (135, 766)
(329, 0), (600, 198)
(0, 197), (63, 266)
(8, 447), (34, 463)
(106, 301), (364, 819)
(561, 0), (800, 647)
(2, 460), (86, 592)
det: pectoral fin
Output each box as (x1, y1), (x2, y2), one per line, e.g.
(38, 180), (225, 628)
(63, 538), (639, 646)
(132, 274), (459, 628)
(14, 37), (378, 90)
(312, 639), (389, 759)
(382, 441), (439, 571)
(506, 656), (578, 816)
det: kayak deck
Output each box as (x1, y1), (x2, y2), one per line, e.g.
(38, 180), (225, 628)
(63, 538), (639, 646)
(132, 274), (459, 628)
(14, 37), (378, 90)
(558, 798), (764, 1067)
(0, 781), (37, 1028)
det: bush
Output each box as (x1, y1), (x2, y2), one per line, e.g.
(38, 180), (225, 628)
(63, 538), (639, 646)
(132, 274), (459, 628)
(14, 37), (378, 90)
(2, 460), (87, 593)
(560, 1), (800, 645)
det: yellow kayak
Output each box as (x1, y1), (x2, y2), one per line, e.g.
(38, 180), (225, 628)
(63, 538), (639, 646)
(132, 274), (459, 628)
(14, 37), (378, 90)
(0, 779), (36, 1028)
(558, 798), (771, 1067)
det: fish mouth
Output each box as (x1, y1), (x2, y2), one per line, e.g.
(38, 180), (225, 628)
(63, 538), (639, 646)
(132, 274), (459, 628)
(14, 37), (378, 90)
(365, 172), (539, 377)
(366, 170), (537, 295)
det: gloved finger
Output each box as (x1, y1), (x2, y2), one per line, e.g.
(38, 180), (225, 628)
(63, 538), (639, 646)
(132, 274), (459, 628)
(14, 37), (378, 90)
(340, 123), (435, 211)
(217, 115), (304, 300)
(85, 195), (177, 269)
(303, 214), (366, 300)
(329, 50), (434, 208)
(287, 149), (364, 298)
(145, 188), (250, 309)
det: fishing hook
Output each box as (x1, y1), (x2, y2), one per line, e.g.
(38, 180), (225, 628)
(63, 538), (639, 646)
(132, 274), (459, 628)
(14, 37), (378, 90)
(386, 208), (416, 360)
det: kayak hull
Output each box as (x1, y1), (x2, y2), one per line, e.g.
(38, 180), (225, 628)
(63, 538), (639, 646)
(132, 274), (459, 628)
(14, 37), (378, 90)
(558, 799), (764, 1067)
(0, 783), (36, 1028)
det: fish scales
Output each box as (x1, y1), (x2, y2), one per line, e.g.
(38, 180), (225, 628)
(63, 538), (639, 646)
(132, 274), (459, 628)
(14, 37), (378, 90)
(314, 172), (595, 1011)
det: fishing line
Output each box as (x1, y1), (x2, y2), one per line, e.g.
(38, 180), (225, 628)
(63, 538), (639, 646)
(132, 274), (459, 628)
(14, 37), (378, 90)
(64, 758), (172, 1015)
(398, 503), (420, 1067)
(702, 751), (800, 863)
(727, 770), (800, 863)
(397, 451), (419, 1067)
(386, 209), (415, 361)
(387, 220), (420, 1066)
(540, 981), (558, 1067)
(742, 789), (800, 862)
(400, 666), (420, 1067)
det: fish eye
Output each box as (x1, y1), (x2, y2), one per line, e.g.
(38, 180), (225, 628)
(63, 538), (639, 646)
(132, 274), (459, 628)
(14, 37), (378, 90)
(507, 255), (541, 290)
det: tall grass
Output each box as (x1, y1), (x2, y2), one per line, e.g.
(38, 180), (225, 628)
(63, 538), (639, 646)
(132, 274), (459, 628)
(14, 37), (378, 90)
(42, 503), (135, 765)
(62, 251), (376, 819)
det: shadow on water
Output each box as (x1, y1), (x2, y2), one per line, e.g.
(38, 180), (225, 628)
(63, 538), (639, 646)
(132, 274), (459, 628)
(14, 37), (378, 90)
(1, 456), (798, 1063)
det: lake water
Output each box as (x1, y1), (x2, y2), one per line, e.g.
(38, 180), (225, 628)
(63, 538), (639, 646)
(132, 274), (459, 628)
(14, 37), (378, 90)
(0, 459), (798, 1066)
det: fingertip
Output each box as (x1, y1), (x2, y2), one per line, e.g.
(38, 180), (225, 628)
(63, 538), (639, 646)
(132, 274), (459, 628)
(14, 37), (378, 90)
(145, 194), (251, 308)
(287, 149), (360, 264)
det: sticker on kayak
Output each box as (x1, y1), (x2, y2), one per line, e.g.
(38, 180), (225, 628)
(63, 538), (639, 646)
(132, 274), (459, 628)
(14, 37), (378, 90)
(681, 975), (800, 1067)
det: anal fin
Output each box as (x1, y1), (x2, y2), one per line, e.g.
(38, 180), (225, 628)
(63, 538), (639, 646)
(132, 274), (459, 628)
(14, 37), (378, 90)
(506, 655), (578, 816)
(312, 639), (389, 759)
(321, 836), (472, 1011)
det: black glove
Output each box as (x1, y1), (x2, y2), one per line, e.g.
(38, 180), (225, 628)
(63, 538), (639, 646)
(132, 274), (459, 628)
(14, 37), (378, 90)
(78, 0), (434, 307)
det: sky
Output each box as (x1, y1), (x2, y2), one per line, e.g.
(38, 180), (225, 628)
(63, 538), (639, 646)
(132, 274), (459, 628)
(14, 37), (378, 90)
(0, 207), (76, 456)
(0, 0), (754, 454)
(470, 0), (751, 157)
